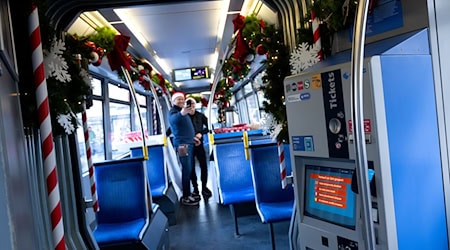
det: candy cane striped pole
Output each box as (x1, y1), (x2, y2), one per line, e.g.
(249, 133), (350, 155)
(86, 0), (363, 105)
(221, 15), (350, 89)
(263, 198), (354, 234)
(153, 99), (158, 135)
(278, 141), (288, 189)
(311, 11), (323, 60)
(28, 5), (66, 250)
(82, 102), (99, 212)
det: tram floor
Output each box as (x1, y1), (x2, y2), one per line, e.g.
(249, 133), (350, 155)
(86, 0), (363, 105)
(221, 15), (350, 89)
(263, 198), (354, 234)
(168, 164), (291, 250)
(168, 197), (291, 250)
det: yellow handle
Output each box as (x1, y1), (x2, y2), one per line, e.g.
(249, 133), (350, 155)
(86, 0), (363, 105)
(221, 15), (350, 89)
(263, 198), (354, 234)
(208, 132), (214, 146)
(143, 145), (149, 160)
(243, 131), (249, 160)
(163, 136), (167, 147)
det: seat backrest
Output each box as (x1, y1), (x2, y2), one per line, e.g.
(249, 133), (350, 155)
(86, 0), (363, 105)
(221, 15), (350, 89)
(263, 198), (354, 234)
(94, 158), (148, 224)
(215, 141), (254, 198)
(250, 143), (294, 203)
(131, 145), (167, 197)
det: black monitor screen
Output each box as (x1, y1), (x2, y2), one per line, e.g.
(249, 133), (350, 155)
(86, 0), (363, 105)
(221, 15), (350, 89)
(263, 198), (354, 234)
(304, 164), (356, 229)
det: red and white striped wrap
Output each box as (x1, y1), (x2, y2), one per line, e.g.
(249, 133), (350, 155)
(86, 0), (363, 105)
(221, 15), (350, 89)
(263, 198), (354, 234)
(153, 99), (158, 134)
(278, 141), (288, 189)
(82, 102), (99, 212)
(28, 5), (66, 250)
(311, 11), (323, 60)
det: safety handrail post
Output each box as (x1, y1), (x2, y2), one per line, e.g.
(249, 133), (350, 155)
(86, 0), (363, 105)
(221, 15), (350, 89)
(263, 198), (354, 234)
(350, 0), (376, 249)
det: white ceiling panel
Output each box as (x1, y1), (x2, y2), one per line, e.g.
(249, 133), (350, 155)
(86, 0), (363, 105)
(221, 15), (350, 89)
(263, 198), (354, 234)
(112, 1), (225, 92)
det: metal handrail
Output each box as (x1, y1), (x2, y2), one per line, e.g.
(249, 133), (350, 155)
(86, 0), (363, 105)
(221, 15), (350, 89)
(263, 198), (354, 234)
(350, 0), (376, 249)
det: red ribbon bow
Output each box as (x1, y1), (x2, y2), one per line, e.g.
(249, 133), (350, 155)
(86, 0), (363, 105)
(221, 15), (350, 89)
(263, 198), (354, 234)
(107, 35), (131, 71)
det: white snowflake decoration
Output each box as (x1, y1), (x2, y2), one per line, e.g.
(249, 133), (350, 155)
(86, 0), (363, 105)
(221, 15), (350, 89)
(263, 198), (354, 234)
(79, 68), (91, 85)
(57, 113), (76, 134)
(44, 37), (71, 83)
(259, 113), (282, 139)
(290, 42), (321, 75)
(252, 71), (266, 89)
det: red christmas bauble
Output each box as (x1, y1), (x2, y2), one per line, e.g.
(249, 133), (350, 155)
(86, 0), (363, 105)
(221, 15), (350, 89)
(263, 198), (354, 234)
(92, 58), (102, 66)
(256, 44), (267, 55)
(90, 51), (101, 66)
(96, 47), (105, 57)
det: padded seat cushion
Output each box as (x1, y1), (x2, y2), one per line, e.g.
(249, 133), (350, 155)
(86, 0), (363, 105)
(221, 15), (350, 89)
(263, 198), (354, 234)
(221, 187), (255, 205)
(215, 142), (255, 205)
(258, 201), (294, 223)
(131, 145), (167, 198)
(94, 218), (146, 246)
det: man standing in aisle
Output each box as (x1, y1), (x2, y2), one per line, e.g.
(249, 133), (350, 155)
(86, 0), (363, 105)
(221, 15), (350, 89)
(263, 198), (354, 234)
(168, 92), (201, 206)
(186, 97), (212, 200)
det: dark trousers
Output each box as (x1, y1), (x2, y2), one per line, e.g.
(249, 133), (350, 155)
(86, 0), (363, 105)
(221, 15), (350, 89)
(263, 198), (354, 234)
(178, 144), (194, 198)
(190, 144), (208, 191)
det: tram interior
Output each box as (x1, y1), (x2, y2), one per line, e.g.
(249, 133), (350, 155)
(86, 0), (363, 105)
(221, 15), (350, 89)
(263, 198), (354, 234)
(1, 0), (450, 249)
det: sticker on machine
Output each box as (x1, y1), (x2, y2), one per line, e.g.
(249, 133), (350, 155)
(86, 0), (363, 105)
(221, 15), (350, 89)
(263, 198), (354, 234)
(292, 135), (315, 152)
(286, 94), (301, 103)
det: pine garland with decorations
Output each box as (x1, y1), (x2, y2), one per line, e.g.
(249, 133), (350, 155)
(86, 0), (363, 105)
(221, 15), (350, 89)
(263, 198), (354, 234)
(217, 14), (291, 140)
(258, 25), (291, 142)
(20, 1), (117, 135)
(309, 0), (357, 33)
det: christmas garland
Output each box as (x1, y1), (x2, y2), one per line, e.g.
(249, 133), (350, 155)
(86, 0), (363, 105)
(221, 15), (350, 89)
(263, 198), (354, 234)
(216, 14), (290, 141)
(23, 3), (173, 135)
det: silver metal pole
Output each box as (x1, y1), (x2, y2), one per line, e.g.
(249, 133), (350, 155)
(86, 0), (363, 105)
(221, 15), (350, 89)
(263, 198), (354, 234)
(350, 0), (376, 249)
(122, 67), (148, 159)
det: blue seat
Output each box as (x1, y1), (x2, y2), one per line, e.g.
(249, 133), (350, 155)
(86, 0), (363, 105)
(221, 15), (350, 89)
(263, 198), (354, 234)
(215, 141), (255, 205)
(131, 145), (168, 199)
(214, 140), (255, 235)
(93, 158), (149, 247)
(249, 141), (294, 250)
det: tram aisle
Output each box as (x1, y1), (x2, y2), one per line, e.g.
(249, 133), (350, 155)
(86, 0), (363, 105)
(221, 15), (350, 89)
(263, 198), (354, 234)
(168, 163), (290, 250)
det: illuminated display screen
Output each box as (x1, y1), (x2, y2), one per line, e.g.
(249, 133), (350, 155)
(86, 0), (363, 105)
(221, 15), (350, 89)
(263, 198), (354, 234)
(173, 67), (209, 81)
(173, 68), (192, 81)
(304, 164), (356, 229)
(191, 67), (209, 80)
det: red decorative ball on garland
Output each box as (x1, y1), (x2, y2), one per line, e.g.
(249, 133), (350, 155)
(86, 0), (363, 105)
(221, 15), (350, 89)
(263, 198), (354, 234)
(256, 44), (267, 55)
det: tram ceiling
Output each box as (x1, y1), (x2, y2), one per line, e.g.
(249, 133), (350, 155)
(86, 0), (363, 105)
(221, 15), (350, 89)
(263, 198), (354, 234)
(51, 0), (247, 94)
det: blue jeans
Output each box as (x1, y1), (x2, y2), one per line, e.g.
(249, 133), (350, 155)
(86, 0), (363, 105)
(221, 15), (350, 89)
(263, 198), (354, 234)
(178, 144), (194, 198)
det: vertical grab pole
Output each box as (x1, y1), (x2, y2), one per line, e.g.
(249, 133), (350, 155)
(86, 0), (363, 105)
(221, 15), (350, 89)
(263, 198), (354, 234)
(148, 79), (167, 145)
(122, 67), (148, 160)
(243, 131), (249, 160)
(350, 0), (376, 249)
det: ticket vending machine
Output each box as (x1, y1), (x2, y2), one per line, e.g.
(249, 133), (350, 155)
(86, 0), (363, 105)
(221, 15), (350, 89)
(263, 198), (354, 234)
(285, 29), (448, 249)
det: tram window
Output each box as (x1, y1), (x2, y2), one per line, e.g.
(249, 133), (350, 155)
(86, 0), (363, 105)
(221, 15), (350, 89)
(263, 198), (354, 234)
(108, 84), (130, 102)
(243, 82), (253, 95)
(246, 94), (260, 124)
(109, 102), (132, 159)
(236, 89), (243, 100)
(76, 100), (105, 173)
(257, 90), (265, 107)
(133, 106), (148, 133)
(136, 93), (147, 106)
(238, 100), (249, 124)
(91, 78), (102, 96)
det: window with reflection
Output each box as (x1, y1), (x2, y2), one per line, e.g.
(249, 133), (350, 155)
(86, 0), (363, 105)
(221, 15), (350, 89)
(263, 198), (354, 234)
(133, 106), (148, 134)
(76, 100), (105, 172)
(87, 100), (105, 162)
(246, 94), (260, 124)
(136, 93), (147, 106)
(238, 100), (249, 124)
(243, 82), (253, 95)
(109, 84), (130, 102)
(109, 102), (131, 159)
(91, 78), (102, 96)
(257, 90), (265, 107)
